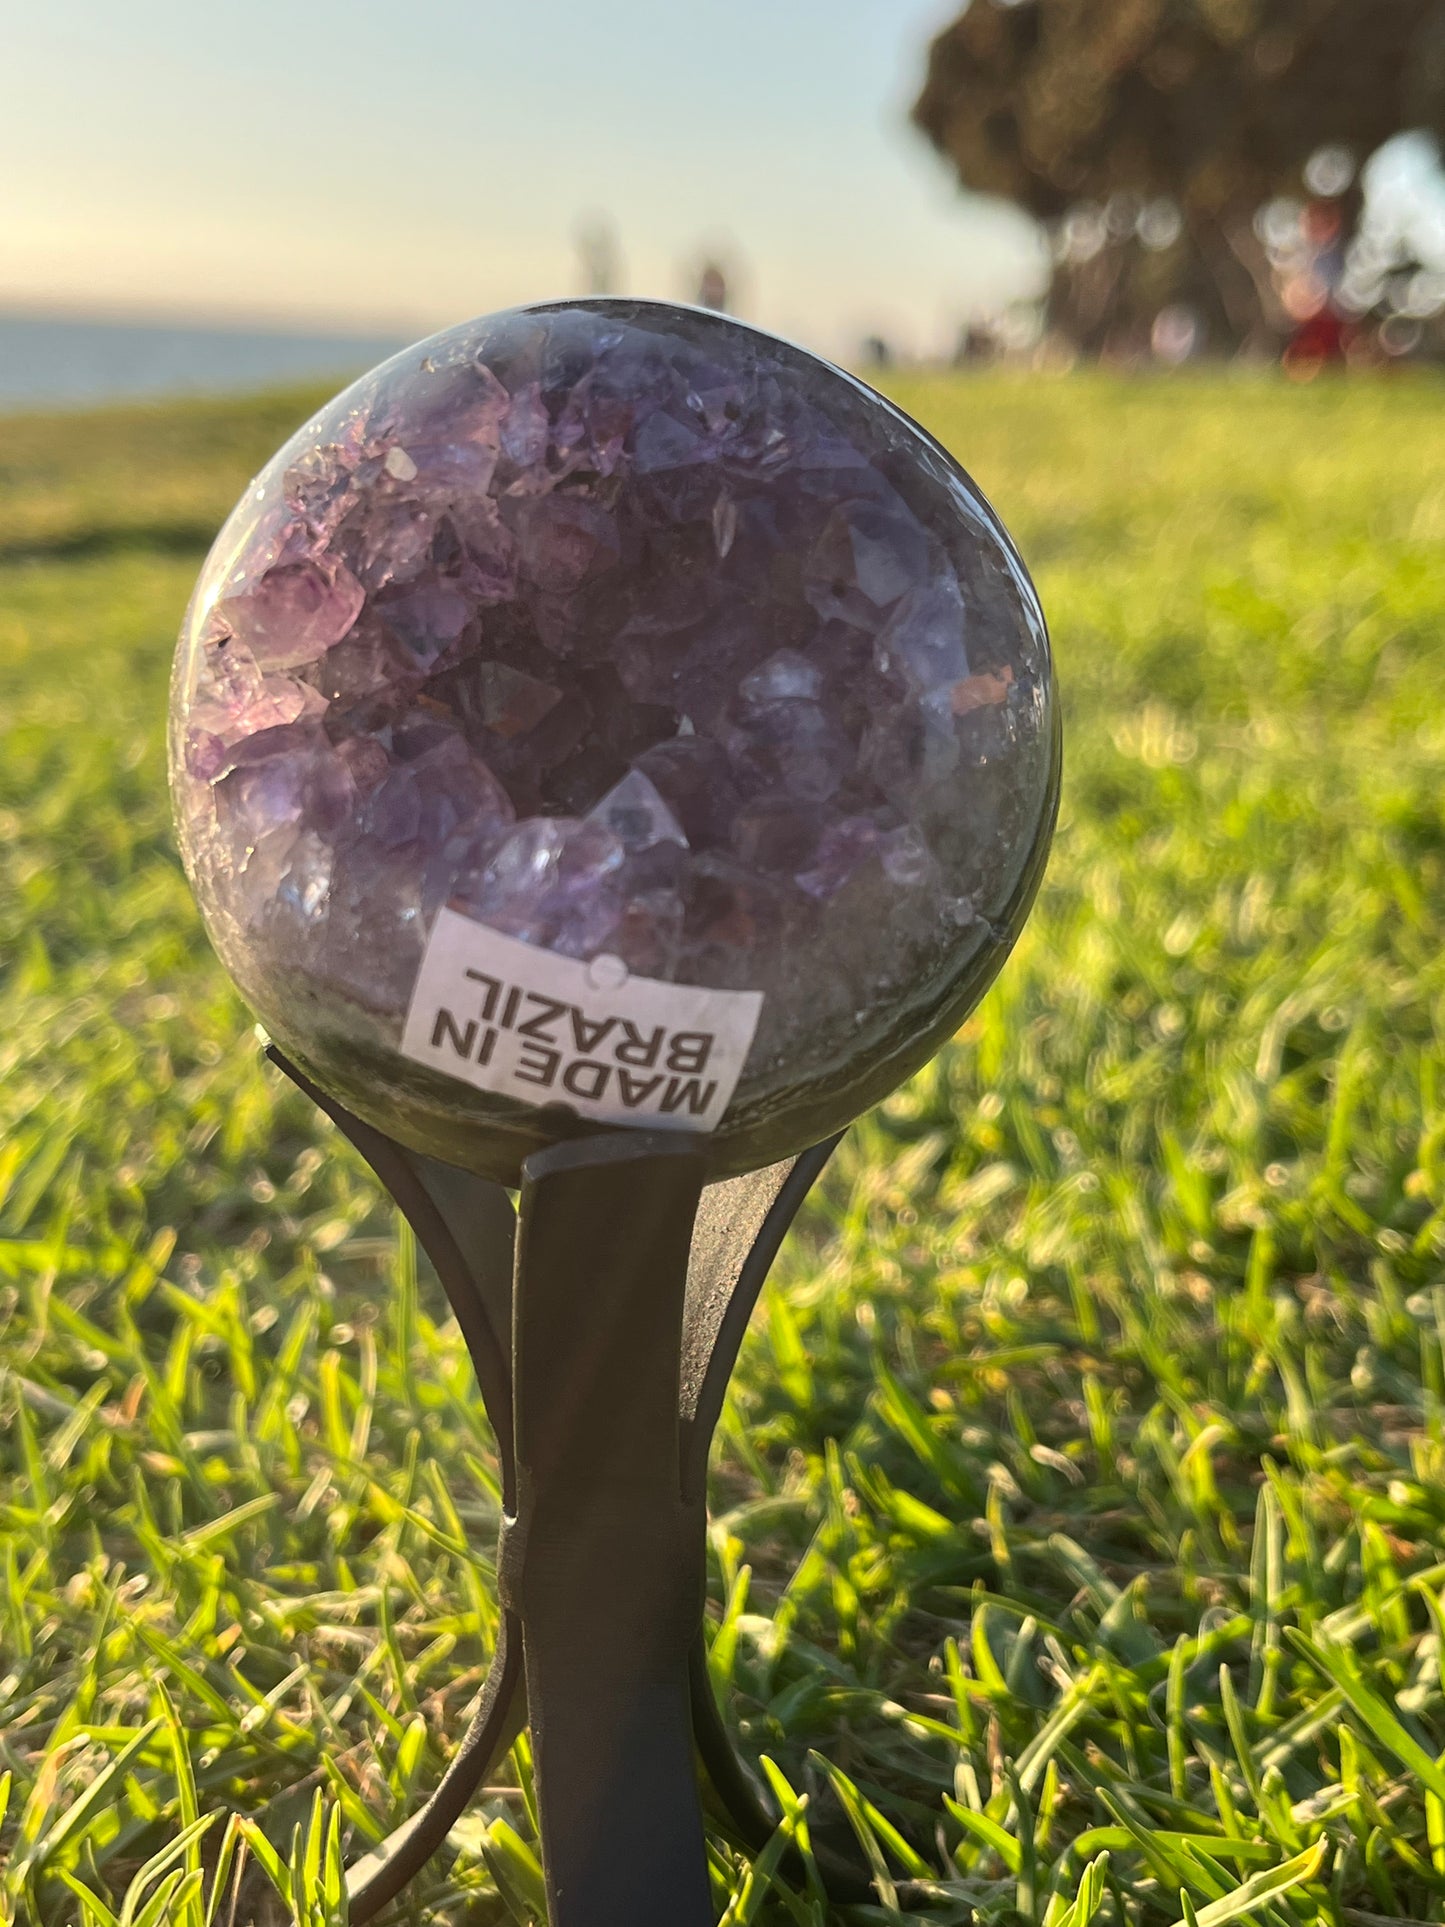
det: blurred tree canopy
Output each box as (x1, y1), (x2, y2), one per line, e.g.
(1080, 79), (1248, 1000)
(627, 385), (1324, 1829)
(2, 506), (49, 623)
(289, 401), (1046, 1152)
(913, 0), (1445, 355)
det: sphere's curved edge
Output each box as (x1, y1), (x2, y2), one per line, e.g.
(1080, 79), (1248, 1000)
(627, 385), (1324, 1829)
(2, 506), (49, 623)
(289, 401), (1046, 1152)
(173, 298), (1060, 1178)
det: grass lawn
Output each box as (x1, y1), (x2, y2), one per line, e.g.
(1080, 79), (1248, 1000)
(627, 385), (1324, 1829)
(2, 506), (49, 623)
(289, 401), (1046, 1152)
(2, 366), (1444, 1926)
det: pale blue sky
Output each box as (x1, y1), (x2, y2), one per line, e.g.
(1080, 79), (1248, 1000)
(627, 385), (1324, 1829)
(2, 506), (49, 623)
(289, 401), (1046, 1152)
(0, 0), (1047, 361)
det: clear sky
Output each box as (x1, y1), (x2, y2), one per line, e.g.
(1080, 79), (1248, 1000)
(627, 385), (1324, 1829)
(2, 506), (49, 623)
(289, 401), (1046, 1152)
(0, 0), (1047, 363)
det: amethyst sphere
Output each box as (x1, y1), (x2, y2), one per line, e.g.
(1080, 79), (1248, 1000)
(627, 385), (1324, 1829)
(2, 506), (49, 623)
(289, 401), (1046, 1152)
(170, 301), (1058, 1181)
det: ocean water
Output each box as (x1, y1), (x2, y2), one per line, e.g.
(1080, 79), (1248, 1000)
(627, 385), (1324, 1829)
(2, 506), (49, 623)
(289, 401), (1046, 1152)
(0, 311), (410, 410)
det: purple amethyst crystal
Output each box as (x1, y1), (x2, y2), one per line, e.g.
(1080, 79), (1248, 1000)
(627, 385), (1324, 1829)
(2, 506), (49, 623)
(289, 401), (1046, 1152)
(171, 300), (1057, 1180)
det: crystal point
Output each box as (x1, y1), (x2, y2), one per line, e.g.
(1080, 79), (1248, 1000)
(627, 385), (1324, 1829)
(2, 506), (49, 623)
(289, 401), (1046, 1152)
(217, 555), (364, 669)
(589, 769), (689, 853)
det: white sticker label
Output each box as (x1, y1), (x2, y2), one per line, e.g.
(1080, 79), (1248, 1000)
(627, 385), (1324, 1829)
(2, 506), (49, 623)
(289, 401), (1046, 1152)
(400, 907), (763, 1135)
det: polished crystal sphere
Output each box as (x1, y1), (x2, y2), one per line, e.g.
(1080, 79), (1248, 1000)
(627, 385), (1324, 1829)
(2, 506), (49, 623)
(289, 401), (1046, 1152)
(171, 300), (1058, 1181)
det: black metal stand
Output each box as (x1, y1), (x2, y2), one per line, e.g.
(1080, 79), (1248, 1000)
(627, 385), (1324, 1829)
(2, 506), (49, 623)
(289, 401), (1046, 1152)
(270, 1049), (868, 1924)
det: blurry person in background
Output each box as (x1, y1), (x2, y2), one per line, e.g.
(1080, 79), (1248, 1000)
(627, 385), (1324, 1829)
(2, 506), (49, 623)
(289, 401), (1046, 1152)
(1280, 199), (1352, 377)
(1151, 304), (1201, 366)
(575, 213), (622, 298)
(697, 257), (729, 312)
(954, 321), (997, 365)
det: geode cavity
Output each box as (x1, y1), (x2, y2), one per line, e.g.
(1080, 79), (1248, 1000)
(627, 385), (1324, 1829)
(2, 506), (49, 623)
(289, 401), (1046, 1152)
(170, 300), (1058, 1180)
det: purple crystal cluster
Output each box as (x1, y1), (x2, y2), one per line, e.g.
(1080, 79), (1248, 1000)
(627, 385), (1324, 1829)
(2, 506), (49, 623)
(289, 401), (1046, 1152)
(171, 301), (1055, 1176)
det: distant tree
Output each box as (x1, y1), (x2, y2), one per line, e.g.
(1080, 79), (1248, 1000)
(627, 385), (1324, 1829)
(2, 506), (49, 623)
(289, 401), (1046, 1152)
(913, 0), (1445, 356)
